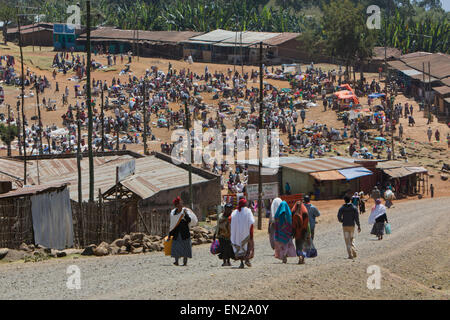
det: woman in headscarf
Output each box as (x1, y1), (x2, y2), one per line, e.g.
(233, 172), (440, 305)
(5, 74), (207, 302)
(268, 198), (282, 250)
(291, 201), (310, 264)
(369, 198), (388, 240)
(273, 200), (297, 263)
(230, 198), (255, 269)
(168, 197), (198, 266)
(213, 203), (235, 266)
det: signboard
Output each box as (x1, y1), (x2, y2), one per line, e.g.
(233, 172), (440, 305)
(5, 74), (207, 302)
(246, 182), (279, 201)
(117, 160), (136, 182)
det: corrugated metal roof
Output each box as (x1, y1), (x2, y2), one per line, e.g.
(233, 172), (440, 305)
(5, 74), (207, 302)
(433, 86), (450, 96)
(281, 158), (360, 173)
(214, 31), (281, 47)
(187, 29), (236, 43)
(264, 33), (300, 46)
(400, 53), (450, 80)
(310, 170), (345, 181)
(0, 183), (67, 199)
(383, 167), (413, 178)
(373, 47), (402, 60)
(375, 161), (420, 169)
(0, 155), (208, 201)
(78, 27), (202, 43)
(441, 77), (450, 87)
(388, 60), (409, 71)
(236, 156), (309, 168)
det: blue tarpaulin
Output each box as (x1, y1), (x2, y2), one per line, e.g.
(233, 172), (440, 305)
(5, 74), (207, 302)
(338, 167), (373, 180)
(368, 93), (386, 99)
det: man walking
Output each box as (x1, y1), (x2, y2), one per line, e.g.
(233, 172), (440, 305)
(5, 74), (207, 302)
(337, 196), (361, 259)
(303, 195), (320, 240)
(427, 127), (433, 143)
(430, 184), (434, 198)
(300, 109), (306, 124)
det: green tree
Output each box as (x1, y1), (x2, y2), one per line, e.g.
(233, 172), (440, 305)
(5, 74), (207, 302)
(322, 0), (375, 79)
(0, 1), (15, 45)
(0, 124), (18, 157)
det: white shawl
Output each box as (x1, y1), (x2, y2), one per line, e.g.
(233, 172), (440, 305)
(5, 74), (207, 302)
(169, 207), (198, 232)
(368, 204), (386, 225)
(230, 207), (255, 255)
(270, 197), (282, 222)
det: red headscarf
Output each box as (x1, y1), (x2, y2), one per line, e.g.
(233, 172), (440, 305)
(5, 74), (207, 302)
(237, 198), (247, 211)
(173, 196), (181, 206)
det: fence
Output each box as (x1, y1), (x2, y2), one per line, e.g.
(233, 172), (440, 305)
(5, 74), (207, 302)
(0, 197), (33, 248)
(137, 204), (172, 237)
(0, 196), (175, 249)
(72, 200), (121, 247)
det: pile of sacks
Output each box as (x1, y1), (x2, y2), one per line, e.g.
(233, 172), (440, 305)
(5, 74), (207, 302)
(82, 227), (215, 257)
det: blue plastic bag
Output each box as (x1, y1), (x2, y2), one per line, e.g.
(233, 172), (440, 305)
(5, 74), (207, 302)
(385, 223), (391, 234)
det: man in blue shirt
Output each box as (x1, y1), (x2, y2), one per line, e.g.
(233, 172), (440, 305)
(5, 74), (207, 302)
(303, 195), (320, 240)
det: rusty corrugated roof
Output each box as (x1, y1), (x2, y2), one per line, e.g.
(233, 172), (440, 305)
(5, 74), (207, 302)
(78, 27), (202, 43)
(281, 158), (360, 173)
(263, 33), (301, 46)
(0, 155), (208, 201)
(400, 53), (450, 80)
(0, 183), (67, 199)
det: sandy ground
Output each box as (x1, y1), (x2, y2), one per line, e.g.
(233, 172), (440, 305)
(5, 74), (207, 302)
(0, 44), (448, 188)
(0, 196), (448, 300)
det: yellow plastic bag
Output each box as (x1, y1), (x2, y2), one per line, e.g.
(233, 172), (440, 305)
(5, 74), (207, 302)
(164, 236), (173, 256)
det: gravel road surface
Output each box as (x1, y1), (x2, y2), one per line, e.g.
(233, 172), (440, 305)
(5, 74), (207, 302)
(1, 197), (448, 300)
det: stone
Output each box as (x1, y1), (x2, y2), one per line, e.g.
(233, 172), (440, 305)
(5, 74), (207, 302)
(150, 243), (159, 251)
(119, 246), (129, 254)
(56, 251), (67, 258)
(110, 246), (119, 255)
(206, 239), (213, 244)
(62, 248), (83, 255)
(130, 233), (145, 241)
(132, 247), (143, 254)
(93, 246), (109, 256)
(28, 244), (35, 251)
(123, 235), (131, 245)
(81, 244), (97, 256)
(0, 248), (8, 260)
(19, 243), (31, 252)
(111, 238), (125, 248)
(157, 244), (164, 251)
(132, 240), (143, 247)
(192, 226), (208, 234)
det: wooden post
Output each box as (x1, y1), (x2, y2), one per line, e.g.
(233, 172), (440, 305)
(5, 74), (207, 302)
(17, 9), (27, 185)
(258, 41), (263, 230)
(101, 86), (105, 152)
(7, 104), (11, 157)
(142, 80), (148, 155)
(86, 0), (95, 202)
(184, 101), (193, 209)
(77, 104), (82, 206)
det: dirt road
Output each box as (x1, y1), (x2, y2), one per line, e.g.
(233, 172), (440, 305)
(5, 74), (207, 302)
(0, 197), (448, 300)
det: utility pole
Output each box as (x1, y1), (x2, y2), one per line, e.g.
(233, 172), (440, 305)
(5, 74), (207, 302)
(101, 85), (105, 152)
(428, 62), (432, 120)
(422, 62), (426, 114)
(7, 105), (11, 156)
(86, 0), (95, 202)
(16, 101), (21, 156)
(76, 104), (82, 206)
(142, 80), (148, 155)
(184, 100), (193, 209)
(17, 8), (27, 185)
(35, 83), (43, 155)
(257, 41), (263, 231)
